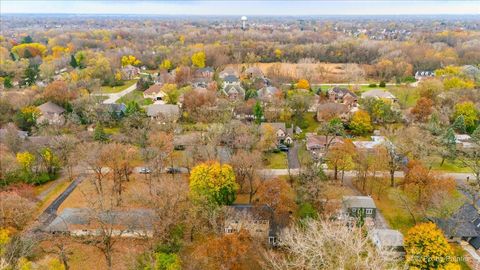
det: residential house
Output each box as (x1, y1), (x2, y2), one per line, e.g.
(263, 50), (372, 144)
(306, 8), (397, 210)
(432, 203), (480, 250)
(194, 67), (214, 79)
(342, 196), (377, 219)
(146, 104), (180, 122)
(223, 84), (245, 101)
(361, 89), (398, 103)
(105, 103), (127, 117)
(37, 101), (66, 125)
(191, 78), (210, 89)
(414, 71), (435, 81)
(455, 134), (475, 149)
(0, 125), (28, 140)
(369, 229), (405, 255)
(260, 122), (293, 145)
(316, 102), (351, 122)
(327, 87), (358, 108)
(143, 84), (165, 102)
(244, 66), (264, 78)
(224, 204), (278, 246)
(219, 67), (238, 79)
(257, 86), (281, 103)
(121, 65), (140, 80)
(44, 208), (155, 238)
(353, 136), (387, 151)
(305, 133), (343, 159)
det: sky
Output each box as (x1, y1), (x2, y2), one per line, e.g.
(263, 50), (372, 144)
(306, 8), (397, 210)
(1, 1), (479, 15)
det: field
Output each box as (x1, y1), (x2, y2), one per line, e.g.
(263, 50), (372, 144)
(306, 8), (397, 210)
(226, 62), (348, 83)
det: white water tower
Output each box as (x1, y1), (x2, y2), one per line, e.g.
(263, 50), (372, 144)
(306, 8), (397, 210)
(241, 16), (247, 30)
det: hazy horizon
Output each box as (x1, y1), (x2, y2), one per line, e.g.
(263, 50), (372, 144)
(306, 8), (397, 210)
(2, 1), (479, 16)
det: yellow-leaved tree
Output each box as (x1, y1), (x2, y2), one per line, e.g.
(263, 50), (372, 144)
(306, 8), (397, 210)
(404, 223), (460, 270)
(16, 151), (35, 175)
(296, 79), (310, 90)
(349, 110), (373, 136)
(121, 55), (141, 67)
(11, 43), (47, 58)
(274, 48), (283, 59)
(189, 161), (238, 206)
(191, 51), (206, 68)
(160, 59), (172, 71)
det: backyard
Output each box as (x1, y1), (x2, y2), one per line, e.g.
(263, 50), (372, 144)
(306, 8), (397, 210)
(100, 79), (137, 94)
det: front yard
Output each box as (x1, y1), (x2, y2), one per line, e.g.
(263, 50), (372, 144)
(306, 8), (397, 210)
(263, 151), (288, 169)
(116, 90), (153, 106)
(100, 79), (137, 93)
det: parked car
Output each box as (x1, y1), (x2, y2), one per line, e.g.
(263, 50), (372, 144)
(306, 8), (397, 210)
(139, 167), (152, 174)
(277, 144), (289, 152)
(166, 167), (182, 174)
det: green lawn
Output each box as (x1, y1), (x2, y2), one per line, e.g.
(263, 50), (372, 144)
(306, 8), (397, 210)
(264, 152), (288, 169)
(100, 79), (137, 93)
(116, 90), (153, 106)
(428, 156), (472, 173)
(303, 112), (320, 133)
(389, 87), (420, 108)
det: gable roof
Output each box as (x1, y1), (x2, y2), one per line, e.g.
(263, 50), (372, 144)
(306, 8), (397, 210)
(146, 104), (180, 118)
(361, 89), (397, 100)
(257, 86), (280, 98)
(343, 196), (377, 209)
(37, 101), (65, 114)
(224, 84), (245, 97)
(433, 203), (480, 238)
(260, 122), (286, 133)
(370, 229), (404, 247)
(224, 74), (239, 83)
(144, 84), (164, 95)
(329, 87), (358, 98)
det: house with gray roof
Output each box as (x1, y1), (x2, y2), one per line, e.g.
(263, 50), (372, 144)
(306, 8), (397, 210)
(369, 229), (405, 255)
(44, 208), (156, 238)
(343, 196), (377, 219)
(361, 89), (398, 103)
(146, 104), (180, 122)
(257, 86), (281, 102)
(432, 203), (480, 250)
(37, 101), (66, 125)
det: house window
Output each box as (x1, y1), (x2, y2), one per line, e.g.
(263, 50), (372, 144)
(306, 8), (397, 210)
(351, 208), (357, 213)
(269, 236), (276, 245)
(366, 209), (373, 215)
(225, 228), (233, 233)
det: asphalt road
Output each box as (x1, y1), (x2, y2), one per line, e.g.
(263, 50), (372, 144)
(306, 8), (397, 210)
(287, 142), (300, 169)
(36, 175), (84, 229)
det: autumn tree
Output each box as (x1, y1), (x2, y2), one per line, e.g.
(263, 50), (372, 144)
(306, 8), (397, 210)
(349, 110), (373, 136)
(418, 78), (444, 100)
(121, 55), (141, 67)
(326, 139), (356, 182)
(191, 51), (206, 68)
(189, 161), (238, 206)
(404, 223), (459, 269)
(254, 178), (296, 227)
(454, 101), (478, 133)
(0, 191), (35, 230)
(296, 78), (310, 90)
(44, 80), (75, 107)
(317, 117), (345, 156)
(404, 160), (457, 210)
(411, 97), (434, 122)
(190, 230), (262, 270)
(231, 150), (262, 203)
(11, 43), (47, 58)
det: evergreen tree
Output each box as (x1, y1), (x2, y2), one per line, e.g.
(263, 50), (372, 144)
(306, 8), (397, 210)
(3, 77), (13, 88)
(21, 64), (39, 86)
(93, 124), (109, 142)
(471, 125), (480, 143)
(440, 128), (456, 166)
(70, 55), (78, 68)
(452, 115), (466, 133)
(21, 35), (33, 44)
(253, 101), (263, 124)
(427, 113), (442, 135)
